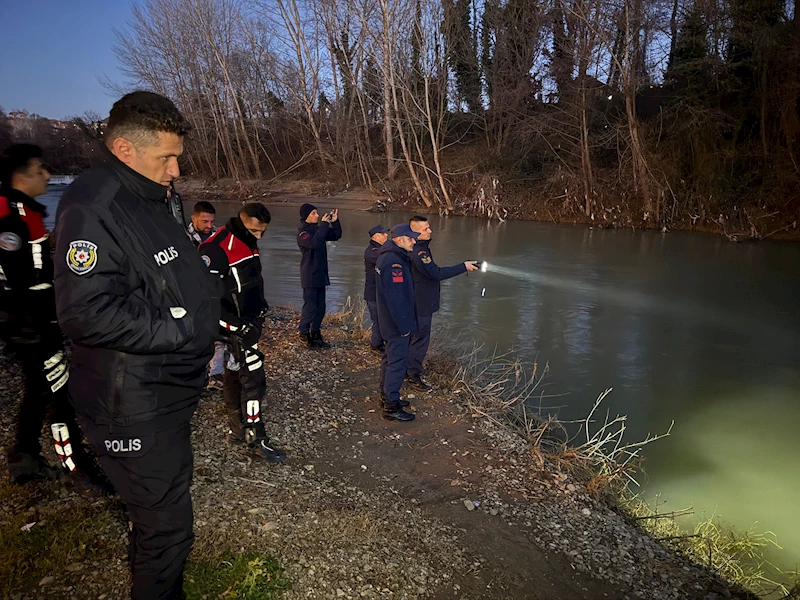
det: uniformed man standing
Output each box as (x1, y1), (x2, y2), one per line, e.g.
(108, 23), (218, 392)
(407, 216), (478, 391)
(297, 203), (341, 348)
(0, 144), (104, 487)
(375, 224), (420, 422)
(54, 92), (220, 600)
(363, 224), (389, 353)
(199, 203), (286, 462)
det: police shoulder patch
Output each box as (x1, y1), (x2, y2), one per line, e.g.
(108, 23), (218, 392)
(66, 240), (98, 275)
(299, 231), (309, 239)
(391, 263), (402, 268)
(0, 232), (22, 251)
(201, 254), (211, 267)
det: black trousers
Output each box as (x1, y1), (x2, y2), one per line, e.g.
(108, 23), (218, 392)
(366, 300), (383, 349)
(223, 344), (267, 440)
(81, 417), (194, 600)
(380, 335), (411, 406)
(407, 313), (433, 377)
(299, 287), (326, 334)
(6, 330), (77, 457)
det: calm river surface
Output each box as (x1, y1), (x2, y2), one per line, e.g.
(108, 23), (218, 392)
(42, 188), (800, 573)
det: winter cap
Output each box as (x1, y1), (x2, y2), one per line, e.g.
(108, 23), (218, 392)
(300, 203), (317, 221)
(390, 224), (421, 239)
(368, 224), (389, 236)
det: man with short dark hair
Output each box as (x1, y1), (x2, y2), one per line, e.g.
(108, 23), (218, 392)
(54, 91), (220, 600)
(187, 200), (223, 388)
(199, 203), (286, 462)
(407, 216), (478, 391)
(375, 224), (420, 422)
(187, 200), (217, 247)
(0, 144), (104, 487)
(364, 224), (389, 353)
(297, 203), (341, 349)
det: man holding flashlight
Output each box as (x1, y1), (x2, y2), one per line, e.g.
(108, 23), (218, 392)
(375, 224), (420, 422)
(407, 216), (478, 391)
(297, 203), (342, 349)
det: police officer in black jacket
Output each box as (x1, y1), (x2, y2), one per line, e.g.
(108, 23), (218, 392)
(363, 224), (389, 353)
(0, 144), (105, 487)
(407, 216), (478, 391)
(200, 203), (286, 462)
(375, 224), (420, 422)
(54, 92), (220, 600)
(297, 203), (342, 348)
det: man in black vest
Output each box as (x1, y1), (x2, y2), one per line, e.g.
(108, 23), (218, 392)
(296, 203), (341, 348)
(54, 92), (220, 600)
(200, 203), (286, 462)
(363, 224), (389, 353)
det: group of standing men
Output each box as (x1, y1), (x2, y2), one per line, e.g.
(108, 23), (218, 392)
(0, 91), (287, 599)
(365, 219), (478, 422)
(0, 89), (477, 599)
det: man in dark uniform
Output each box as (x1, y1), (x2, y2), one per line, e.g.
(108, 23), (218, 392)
(0, 144), (104, 486)
(375, 224), (420, 422)
(363, 224), (389, 353)
(54, 91), (220, 600)
(199, 203), (286, 462)
(296, 203), (341, 349)
(407, 216), (478, 391)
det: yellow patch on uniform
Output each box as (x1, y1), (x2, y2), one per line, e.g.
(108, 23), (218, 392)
(421, 256), (432, 264)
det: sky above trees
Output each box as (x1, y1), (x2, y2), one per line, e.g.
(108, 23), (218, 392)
(0, 0), (133, 119)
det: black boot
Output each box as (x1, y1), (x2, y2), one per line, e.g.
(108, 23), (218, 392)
(406, 374), (432, 392)
(248, 438), (288, 462)
(382, 403), (415, 422)
(8, 452), (60, 485)
(381, 390), (409, 408)
(300, 332), (316, 349)
(311, 331), (330, 349)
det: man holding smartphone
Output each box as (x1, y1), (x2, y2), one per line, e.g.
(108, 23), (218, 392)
(296, 203), (342, 349)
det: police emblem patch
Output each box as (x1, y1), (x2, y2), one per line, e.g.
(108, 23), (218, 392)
(201, 254), (211, 267)
(66, 240), (98, 275)
(0, 232), (22, 251)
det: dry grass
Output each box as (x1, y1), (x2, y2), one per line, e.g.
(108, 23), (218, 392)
(423, 336), (796, 598)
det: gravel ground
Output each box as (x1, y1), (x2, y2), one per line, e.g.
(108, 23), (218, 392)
(0, 308), (753, 600)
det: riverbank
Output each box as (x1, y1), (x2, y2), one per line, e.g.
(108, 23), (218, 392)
(0, 307), (765, 599)
(176, 176), (800, 242)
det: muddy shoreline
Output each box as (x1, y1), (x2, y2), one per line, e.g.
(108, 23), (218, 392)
(0, 307), (758, 599)
(176, 177), (800, 242)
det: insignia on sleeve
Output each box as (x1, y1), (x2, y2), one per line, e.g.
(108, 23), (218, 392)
(66, 240), (98, 275)
(201, 254), (211, 267)
(299, 231), (309, 239)
(421, 256), (432, 264)
(0, 232), (22, 251)
(392, 270), (404, 283)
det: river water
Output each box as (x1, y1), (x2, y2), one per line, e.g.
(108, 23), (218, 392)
(41, 188), (800, 575)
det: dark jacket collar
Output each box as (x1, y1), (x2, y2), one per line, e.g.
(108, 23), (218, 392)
(415, 239), (431, 250)
(368, 239), (382, 249)
(298, 219), (321, 231)
(96, 144), (169, 202)
(3, 188), (48, 216)
(379, 239), (410, 261)
(228, 216), (258, 250)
